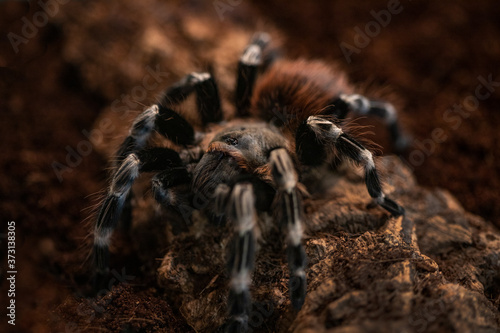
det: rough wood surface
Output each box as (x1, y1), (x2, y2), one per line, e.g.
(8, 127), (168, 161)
(156, 156), (500, 332)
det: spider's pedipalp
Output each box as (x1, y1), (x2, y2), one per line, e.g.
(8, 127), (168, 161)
(270, 148), (307, 309)
(226, 183), (257, 333)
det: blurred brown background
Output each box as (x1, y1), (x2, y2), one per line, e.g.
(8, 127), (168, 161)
(1, 0), (499, 332)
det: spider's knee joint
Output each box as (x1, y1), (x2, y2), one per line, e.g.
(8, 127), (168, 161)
(240, 32), (270, 66)
(130, 105), (159, 141)
(189, 72), (211, 84)
(306, 116), (343, 141)
(241, 44), (262, 66)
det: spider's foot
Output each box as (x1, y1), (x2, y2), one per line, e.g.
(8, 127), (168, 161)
(226, 288), (251, 333)
(380, 196), (405, 217)
(290, 272), (307, 310)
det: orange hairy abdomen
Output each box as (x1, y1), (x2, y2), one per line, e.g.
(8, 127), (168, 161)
(251, 59), (352, 130)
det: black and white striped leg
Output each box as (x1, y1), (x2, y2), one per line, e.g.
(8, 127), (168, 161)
(270, 148), (307, 309)
(224, 183), (257, 333)
(297, 117), (405, 217)
(327, 94), (409, 151)
(235, 32), (271, 117)
(93, 148), (185, 287)
(162, 72), (223, 125)
(117, 104), (195, 163)
(113, 104), (194, 229)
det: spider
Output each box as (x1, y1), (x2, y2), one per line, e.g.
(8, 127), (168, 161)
(92, 32), (407, 332)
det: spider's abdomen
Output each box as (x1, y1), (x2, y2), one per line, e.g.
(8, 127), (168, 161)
(251, 59), (352, 131)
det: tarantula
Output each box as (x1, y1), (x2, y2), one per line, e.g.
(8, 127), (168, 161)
(92, 32), (407, 332)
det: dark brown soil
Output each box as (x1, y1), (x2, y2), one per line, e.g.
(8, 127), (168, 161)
(0, 0), (499, 332)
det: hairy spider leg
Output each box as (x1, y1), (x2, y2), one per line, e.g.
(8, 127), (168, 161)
(93, 147), (186, 289)
(235, 32), (272, 117)
(216, 150), (307, 332)
(325, 94), (409, 152)
(296, 116), (405, 217)
(113, 104), (195, 229)
(161, 72), (223, 125)
(114, 70), (221, 233)
(223, 183), (257, 333)
(114, 69), (223, 230)
(270, 148), (307, 309)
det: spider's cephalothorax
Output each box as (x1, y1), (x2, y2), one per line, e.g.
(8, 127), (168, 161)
(92, 33), (407, 332)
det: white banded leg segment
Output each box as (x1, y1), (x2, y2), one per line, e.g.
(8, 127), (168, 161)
(371, 101), (409, 151)
(270, 148), (307, 309)
(338, 93), (371, 114)
(335, 133), (405, 216)
(116, 106), (159, 163)
(236, 32), (271, 117)
(94, 154), (141, 273)
(335, 93), (408, 151)
(283, 188), (307, 309)
(226, 183), (257, 332)
(129, 105), (159, 146)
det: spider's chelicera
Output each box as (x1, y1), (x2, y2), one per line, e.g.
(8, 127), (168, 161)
(92, 32), (407, 332)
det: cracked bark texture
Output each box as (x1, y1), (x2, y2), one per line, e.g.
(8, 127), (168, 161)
(157, 156), (500, 332)
(51, 1), (500, 332)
